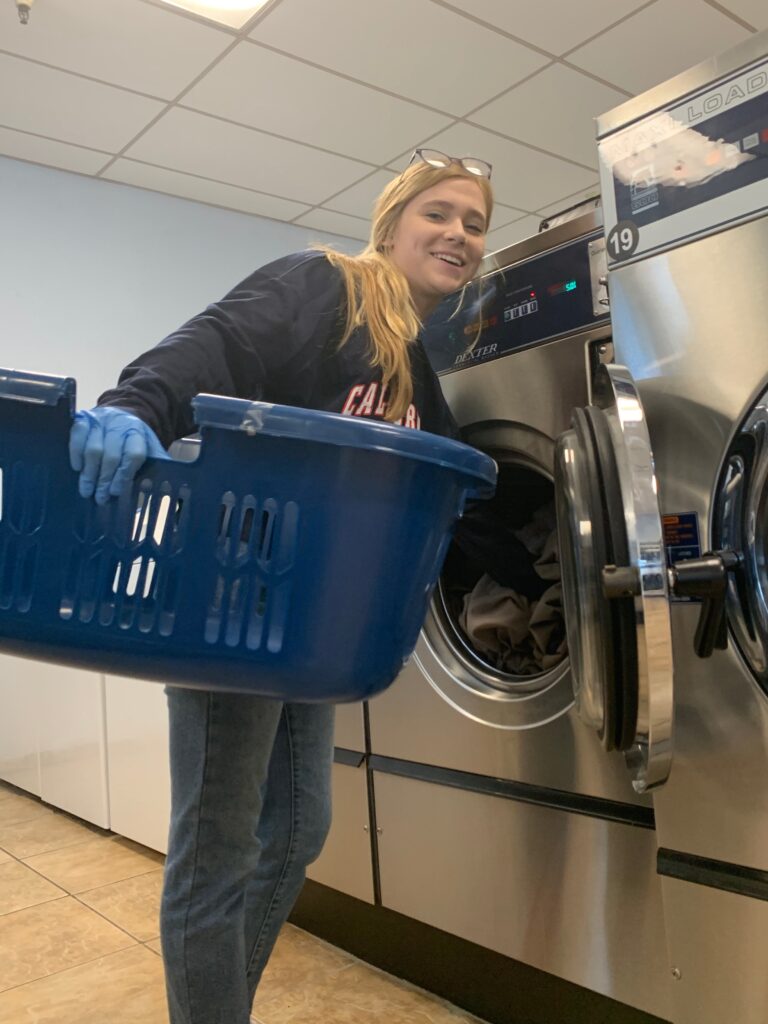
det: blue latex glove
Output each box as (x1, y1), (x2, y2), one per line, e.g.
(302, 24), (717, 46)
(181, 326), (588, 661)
(69, 406), (169, 505)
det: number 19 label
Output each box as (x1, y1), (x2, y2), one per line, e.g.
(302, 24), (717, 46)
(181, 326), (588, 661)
(606, 220), (639, 262)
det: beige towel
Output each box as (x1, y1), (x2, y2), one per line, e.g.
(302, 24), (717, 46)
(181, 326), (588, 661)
(459, 573), (565, 675)
(459, 575), (539, 674)
(529, 582), (567, 669)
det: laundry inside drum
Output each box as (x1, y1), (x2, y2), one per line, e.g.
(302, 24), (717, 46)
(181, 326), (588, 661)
(437, 462), (567, 679)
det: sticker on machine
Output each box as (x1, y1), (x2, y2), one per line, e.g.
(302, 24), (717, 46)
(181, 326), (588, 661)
(598, 53), (768, 265)
(663, 512), (702, 602)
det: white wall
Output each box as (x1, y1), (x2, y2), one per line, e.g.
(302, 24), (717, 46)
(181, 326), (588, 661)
(0, 156), (363, 829)
(0, 156), (360, 407)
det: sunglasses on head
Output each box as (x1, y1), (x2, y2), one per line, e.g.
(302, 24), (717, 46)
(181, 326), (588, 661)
(409, 148), (492, 180)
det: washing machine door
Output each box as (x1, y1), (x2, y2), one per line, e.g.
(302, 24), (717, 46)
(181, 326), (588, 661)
(716, 385), (768, 696)
(554, 363), (674, 793)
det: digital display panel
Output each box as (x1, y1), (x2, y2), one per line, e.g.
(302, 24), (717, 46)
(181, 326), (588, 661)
(422, 233), (606, 375)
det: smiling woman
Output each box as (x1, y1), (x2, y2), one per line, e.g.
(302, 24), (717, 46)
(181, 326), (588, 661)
(65, 157), (496, 1024)
(320, 158), (493, 421)
(388, 178), (488, 318)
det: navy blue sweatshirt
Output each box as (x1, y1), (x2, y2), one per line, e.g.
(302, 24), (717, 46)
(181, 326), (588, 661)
(99, 251), (458, 447)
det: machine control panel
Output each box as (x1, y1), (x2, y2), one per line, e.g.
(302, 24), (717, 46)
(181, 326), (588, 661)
(599, 52), (768, 265)
(422, 230), (610, 376)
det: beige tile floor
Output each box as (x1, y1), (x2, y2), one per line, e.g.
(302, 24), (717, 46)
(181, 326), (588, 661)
(0, 780), (485, 1024)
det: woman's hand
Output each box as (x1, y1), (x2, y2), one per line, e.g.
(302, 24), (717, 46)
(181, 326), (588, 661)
(69, 406), (169, 505)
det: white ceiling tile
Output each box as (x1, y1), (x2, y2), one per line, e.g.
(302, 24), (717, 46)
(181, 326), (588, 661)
(294, 208), (370, 242)
(441, 0), (648, 55)
(0, 129), (109, 174)
(568, 0), (752, 95)
(716, 1), (768, 29)
(413, 122), (596, 210)
(182, 42), (452, 164)
(485, 214), (541, 252)
(321, 170), (400, 217)
(0, 54), (166, 152)
(472, 65), (626, 169)
(251, 0), (549, 115)
(124, 107), (372, 205)
(0, 0), (233, 99)
(490, 201), (530, 228)
(102, 159), (312, 220)
(536, 184), (601, 217)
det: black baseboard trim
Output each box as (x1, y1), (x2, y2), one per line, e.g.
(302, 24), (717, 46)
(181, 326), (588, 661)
(290, 880), (671, 1024)
(369, 754), (656, 830)
(658, 847), (768, 901)
(333, 746), (365, 767)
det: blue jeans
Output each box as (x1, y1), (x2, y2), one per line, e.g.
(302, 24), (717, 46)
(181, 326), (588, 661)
(160, 687), (335, 1024)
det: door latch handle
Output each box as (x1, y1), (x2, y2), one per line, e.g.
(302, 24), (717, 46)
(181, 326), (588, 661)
(669, 551), (741, 658)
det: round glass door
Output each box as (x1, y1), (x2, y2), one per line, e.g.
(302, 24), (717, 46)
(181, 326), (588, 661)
(715, 385), (768, 693)
(418, 422), (574, 731)
(554, 364), (674, 792)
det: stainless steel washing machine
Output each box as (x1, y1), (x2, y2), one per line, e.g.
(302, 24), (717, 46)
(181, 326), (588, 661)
(368, 212), (674, 1022)
(575, 30), (768, 1024)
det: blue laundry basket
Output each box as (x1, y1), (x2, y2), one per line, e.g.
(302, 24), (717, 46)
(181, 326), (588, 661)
(0, 368), (496, 701)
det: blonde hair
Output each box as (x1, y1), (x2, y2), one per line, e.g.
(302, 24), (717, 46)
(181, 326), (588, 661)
(317, 161), (493, 422)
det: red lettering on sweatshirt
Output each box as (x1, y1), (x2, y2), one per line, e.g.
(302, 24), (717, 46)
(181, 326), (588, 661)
(340, 385), (365, 415)
(340, 382), (421, 429)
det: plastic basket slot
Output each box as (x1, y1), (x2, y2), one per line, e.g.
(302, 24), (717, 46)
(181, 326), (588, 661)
(204, 495), (299, 650)
(115, 554), (159, 633)
(7, 461), (47, 536)
(258, 503), (276, 566)
(0, 536), (38, 613)
(168, 487), (190, 555)
(238, 500), (256, 566)
(78, 550), (104, 624)
(206, 571), (255, 647)
(269, 500), (299, 575)
(93, 482), (187, 635)
(115, 551), (167, 633)
(131, 487), (153, 546)
(111, 558), (138, 631)
(94, 557), (119, 627)
(205, 574), (226, 644)
(224, 575), (247, 647)
(157, 567), (179, 637)
(246, 583), (269, 650)
(73, 500), (106, 546)
(215, 492), (237, 565)
(266, 578), (292, 654)
(153, 495), (171, 546)
(0, 536), (17, 611)
(60, 547), (80, 620)
(137, 557), (159, 634)
(207, 493), (256, 643)
(129, 484), (172, 547)
(15, 542), (38, 614)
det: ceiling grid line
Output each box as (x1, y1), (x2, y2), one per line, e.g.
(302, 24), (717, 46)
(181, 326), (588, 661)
(92, 34), (244, 180)
(92, 4), (287, 179)
(0, 0), (759, 248)
(242, 37), (492, 121)
(0, 35), (609, 177)
(698, 0), (757, 31)
(106, 155), (342, 207)
(557, 0), (662, 60)
(0, 48), (178, 104)
(0, 121), (110, 157)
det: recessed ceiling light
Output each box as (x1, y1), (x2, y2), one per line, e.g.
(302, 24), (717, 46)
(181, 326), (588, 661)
(158, 1), (271, 29)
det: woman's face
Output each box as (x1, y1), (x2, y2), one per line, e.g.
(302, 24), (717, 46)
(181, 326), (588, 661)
(388, 177), (488, 319)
